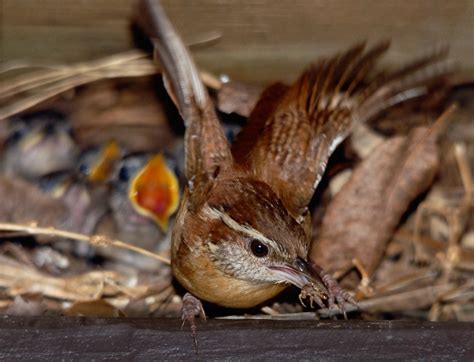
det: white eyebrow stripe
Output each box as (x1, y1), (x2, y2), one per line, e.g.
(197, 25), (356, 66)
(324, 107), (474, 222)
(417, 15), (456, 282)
(202, 205), (283, 252)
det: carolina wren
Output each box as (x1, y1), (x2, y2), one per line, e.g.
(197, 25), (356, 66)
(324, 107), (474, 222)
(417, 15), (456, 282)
(137, 0), (453, 312)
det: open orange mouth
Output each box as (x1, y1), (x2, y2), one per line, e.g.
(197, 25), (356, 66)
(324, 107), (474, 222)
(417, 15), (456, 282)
(88, 141), (121, 183)
(128, 154), (180, 231)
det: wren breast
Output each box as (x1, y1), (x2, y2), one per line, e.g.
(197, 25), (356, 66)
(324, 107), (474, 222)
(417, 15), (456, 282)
(172, 246), (286, 308)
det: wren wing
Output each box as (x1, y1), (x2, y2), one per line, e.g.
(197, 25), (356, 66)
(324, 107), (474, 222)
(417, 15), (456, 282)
(233, 42), (453, 218)
(136, 0), (232, 184)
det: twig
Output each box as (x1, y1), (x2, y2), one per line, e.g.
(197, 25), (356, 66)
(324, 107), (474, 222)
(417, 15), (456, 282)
(0, 51), (146, 98)
(0, 60), (63, 75)
(0, 51), (222, 119)
(317, 283), (455, 318)
(454, 142), (473, 205)
(261, 306), (280, 316)
(200, 70), (222, 90)
(0, 223), (170, 265)
(352, 258), (374, 298)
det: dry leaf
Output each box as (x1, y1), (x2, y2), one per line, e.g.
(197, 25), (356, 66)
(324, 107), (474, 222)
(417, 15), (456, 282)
(310, 117), (448, 278)
(351, 123), (385, 159)
(66, 299), (126, 317)
(0, 255), (121, 301)
(217, 81), (262, 117)
(69, 78), (177, 152)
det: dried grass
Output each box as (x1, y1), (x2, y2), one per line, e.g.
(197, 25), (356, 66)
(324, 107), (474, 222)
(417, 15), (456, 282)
(0, 51), (473, 322)
(0, 50), (221, 120)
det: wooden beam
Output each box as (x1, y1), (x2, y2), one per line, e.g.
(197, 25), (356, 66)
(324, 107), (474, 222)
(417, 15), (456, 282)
(0, 316), (472, 359)
(2, 1), (474, 83)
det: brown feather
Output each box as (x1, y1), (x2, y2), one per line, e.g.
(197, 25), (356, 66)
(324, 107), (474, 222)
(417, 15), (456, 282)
(234, 42), (452, 218)
(232, 82), (289, 164)
(137, 0), (232, 184)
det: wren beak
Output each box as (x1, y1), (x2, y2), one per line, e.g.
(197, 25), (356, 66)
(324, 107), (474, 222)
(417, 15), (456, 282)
(39, 173), (74, 199)
(87, 141), (121, 183)
(269, 257), (328, 293)
(128, 154), (180, 232)
(20, 132), (44, 152)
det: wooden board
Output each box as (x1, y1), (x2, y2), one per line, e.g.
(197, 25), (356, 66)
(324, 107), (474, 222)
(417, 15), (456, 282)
(0, 316), (473, 359)
(2, 0), (474, 83)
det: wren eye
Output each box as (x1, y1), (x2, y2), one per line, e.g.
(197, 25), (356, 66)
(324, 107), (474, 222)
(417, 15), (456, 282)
(118, 165), (131, 182)
(250, 240), (269, 258)
(9, 128), (27, 143)
(78, 162), (89, 175)
(43, 122), (56, 136)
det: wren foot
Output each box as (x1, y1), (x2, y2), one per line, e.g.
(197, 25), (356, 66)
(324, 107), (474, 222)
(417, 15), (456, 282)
(308, 261), (357, 318)
(181, 293), (206, 349)
(320, 269), (357, 319)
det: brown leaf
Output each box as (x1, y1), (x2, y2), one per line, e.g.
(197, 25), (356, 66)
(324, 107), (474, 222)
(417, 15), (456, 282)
(66, 299), (125, 317)
(0, 255), (122, 301)
(310, 108), (455, 279)
(69, 78), (177, 152)
(216, 81), (262, 117)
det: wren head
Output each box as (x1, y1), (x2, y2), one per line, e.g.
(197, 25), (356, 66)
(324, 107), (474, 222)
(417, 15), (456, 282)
(181, 176), (318, 297)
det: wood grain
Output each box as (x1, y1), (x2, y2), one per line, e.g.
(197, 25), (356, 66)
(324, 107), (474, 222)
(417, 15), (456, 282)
(2, 1), (473, 83)
(0, 316), (472, 359)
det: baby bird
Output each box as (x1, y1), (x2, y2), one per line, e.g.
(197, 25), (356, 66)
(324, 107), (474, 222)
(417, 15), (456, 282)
(3, 110), (79, 180)
(97, 152), (180, 268)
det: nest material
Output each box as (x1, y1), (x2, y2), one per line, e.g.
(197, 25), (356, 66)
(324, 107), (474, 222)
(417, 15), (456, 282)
(0, 53), (473, 322)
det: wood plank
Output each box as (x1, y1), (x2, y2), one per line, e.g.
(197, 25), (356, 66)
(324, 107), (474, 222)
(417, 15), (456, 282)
(2, 1), (474, 83)
(0, 316), (472, 359)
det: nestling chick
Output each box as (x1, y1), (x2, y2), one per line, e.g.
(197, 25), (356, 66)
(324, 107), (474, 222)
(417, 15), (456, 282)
(2, 110), (79, 180)
(107, 152), (180, 253)
(38, 172), (106, 235)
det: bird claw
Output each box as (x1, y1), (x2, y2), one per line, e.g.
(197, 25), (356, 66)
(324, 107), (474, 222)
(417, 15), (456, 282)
(300, 261), (358, 318)
(181, 293), (206, 349)
(319, 269), (358, 319)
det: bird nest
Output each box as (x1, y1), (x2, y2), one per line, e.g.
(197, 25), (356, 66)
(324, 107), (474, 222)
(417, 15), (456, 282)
(0, 43), (473, 322)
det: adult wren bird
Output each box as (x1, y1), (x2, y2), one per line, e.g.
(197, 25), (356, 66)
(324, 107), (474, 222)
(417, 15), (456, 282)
(137, 0), (453, 332)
